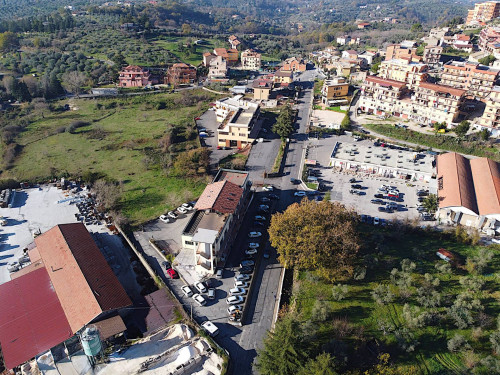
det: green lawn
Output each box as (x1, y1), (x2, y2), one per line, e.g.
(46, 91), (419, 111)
(3, 90), (223, 225)
(290, 225), (500, 373)
(151, 37), (226, 66)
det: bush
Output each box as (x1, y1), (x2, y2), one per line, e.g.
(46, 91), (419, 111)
(67, 120), (89, 133)
(371, 284), (394, 305)
(331, 284), (348, 301)
(311, 300), (332, 322)
(447, 334), (470, 353)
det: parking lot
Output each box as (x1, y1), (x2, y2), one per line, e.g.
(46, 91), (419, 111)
(195, 108), (233, 167)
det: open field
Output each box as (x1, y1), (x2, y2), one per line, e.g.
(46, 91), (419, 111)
(291, 225), (500, 373)
(151, 36), (226, 66)
(2, 90), (223, 225)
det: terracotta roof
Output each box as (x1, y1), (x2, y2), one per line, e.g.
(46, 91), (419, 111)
(214, 48), (228, 57)
(275, 70), (293, 77)
(437, 153), (478, 214)
(10, 259), (44, 280)
(194, 180), (243, 214)
(34, 223), (132, 333)
(470, 157), (500, 216)
(92, 315), (127, 340)
(418, 82), (466, 97)
(0, 267), (73, 369)
(228, 35), (238, 41)
(122, 65), (146, 72)
(203, 52), (213, 57)
(365, 75), (407, 89)
(171, 63), (190, 68)
(252, 79), (273, 89)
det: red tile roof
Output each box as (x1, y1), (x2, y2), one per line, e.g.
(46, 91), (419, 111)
(418, 82), (466, 97)
(470, 157), (500, 216)
(365, 75), (407, 89)
(194, 180), (243, 214)
(34, 223), (132, 333)
(0, 267), (73, 369)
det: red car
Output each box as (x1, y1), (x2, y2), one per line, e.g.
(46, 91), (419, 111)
(166, 268), (178, 279)
(195, 117), (201, 120)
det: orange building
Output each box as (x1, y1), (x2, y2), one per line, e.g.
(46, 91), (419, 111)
(118, 65), (157, 87)
(166, 63), (197, 85)
(466, 1), (500, 25)
(282, 57), (307, 72)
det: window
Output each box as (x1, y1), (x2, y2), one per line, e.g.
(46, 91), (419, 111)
(185, 241), (194, 246)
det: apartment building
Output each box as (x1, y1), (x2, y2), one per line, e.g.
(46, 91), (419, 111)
(228, 35), (241, 50)
(165, 63), (197, 86)
(466, 1), (500, 25)
(321, 77), (349, 106)
(441, 61), (500, 100)
(252, 79), (273, 100)
(282, 57), (307, 72)
(423, 45), (443, 67)
(208, 55), (227, 80)
(385, 43), (421, 62)
(378, 59), (429, 89)
(118, 65), (157, 87)
(273, 69), (293, 86)
(214, 48), (239, 65)
(358, 76), (409, 115)
(241, 49), (261, 70)
(215, 96), (260, 148)
(479, 86), (500, 135)
(479, 26), (500, 54)
(182, 169), (251, 276)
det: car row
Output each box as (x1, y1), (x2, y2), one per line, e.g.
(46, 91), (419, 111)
(159, 203), (193, 223)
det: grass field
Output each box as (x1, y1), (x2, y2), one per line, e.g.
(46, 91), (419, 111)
(151, 37), (226, 66)
(2, 90), (223, 225)
(290, 225), (500, 373)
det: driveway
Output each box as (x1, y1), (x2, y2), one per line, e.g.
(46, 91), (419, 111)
(195, 109), (233, 167)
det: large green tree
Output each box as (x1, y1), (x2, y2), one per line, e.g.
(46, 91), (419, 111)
(422, 194), (438, 214)
(454, 120), (470, 137)
(269, 200), (360, 280)
(272, 105), (295, 139)
(0, 32), (19, 52)
(298, 353), (338, 375)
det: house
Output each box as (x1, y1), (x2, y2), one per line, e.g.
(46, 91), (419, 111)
(0, 223), (131, 370)
(282, 57), (307, 72)
(341, 50), (358, 60)
(214, 48), (239, 66)
(337, 35), (351, 46)
(478, 86), (500, 136)
(181, 169), (252, 275)
(241, 49), (261, 70)
(378, 59), (429, 90)
(215, 96), (260, 148)
(357, 22), (370, 29)
(118, 65), (157, 87)
(452, 34), (474, 53)
(208, 55), (227, 80)
(326, 60), (360, 78)
(252, 79), (273, 100)
(441, 61), (500, 100)
(273, 69), (293, 86)
(423, 45), (443, 67)
(437, 152), (500, 229)
(479, 26), (500, 52)
(165, 63), (197, 86)
(436, 249), (455, 262)
(385, 43), (421, 62)
(228, 35), (241, 50)
(358, 50), (377, 65)
(203, 52), (216, 67)
(466, 1), (500, 25)
(321, 77), (349, 106)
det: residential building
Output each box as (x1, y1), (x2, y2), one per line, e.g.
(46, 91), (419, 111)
(453, 34), (474, 53)
(203, 52), (216, 67)
(479, 86), (500, 136)
(165, 63), (197, 86)
(241, 49), (261, 70)
(357, 22), (370, 29)
(342, 50), (358, 60)
(215, 95), (260, 148)
(326, 60), (360, 77)
(214, 48), (239, 66)
(437, 152), (500, 230)
(441, 61), (500, 100)
(423, 45), (443, 67)
(378, 59), (429, 89)
(0, 223), (131, 370)
(118, 65), (157, 87)
(337, 35), (351, 45)
(358, 76), (409, 115)
(282, 57), (306, 72)
(466, 1), (500, 25)
(273, 69), (293, 86)
(479, 26), (500, 51)
(385, 44), (421, 62)
(321, 77), (349, 106)
(252, 79), (273, 100)
(182, 169), (252, 275)
(358, 50), (378, 65)
(208, 55), (227, 80)
(228, 35), (241, 50)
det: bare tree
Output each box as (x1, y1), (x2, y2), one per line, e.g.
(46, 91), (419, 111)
(61, 71), (88, 97)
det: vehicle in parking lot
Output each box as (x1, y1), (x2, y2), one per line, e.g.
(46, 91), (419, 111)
(201, 321), (219, 337)
(163, 261), (171, 270)
(371, 199), (384, 205)
(349, 178), (357, 183)
(241, 260), (255, 267)
(255, 215), (266, 221)
(248, 231), (262, 238)
(235, 274), (251, 282)
(159, 215), (171, 223)
(263, 252), (270, 259)
(230, 287), (247, 296)
(195, 282), (207, 293)
(380, 218), (387, 226)
(417, 206), (427, 212)
(258, 204), (269, 210)
(374, 217), (380, 225)
(263, 185), (274, 191)
(351, 184), (362, 189)
(366, 216), (374, 224)
(245, 248), (258, 255)
(378, 206), (386, 212)
(208, 288), (216, 300)
(238, 266), (253, 274)
(248, 242), (259, 248)
(294, 191), (307, 197)
(216, 269), (223, 279)
(350, 189), (364, 195)
(421, 213), (435, 221)
(235, 281), (249, 288)
(182, 285), (194, 297)
(181, 203), (193, 210)
(7, 262), (20, 273)
(177, 206), (188, 214)
(417, 190), (428, 196)
(374, 193), (384, 198)
(260, 197), (270, 203)
(418, 196), (425, 202)
(192, 293), (207, 306)
(167, 211), (178, 219)
(360, 214), (367, 222)
(253, 221), (265, 227)
(227, 305), (243, 315)
(227, 296), (245, 305)
(166, 268), (178, 279)
(290, 178), (300, 185)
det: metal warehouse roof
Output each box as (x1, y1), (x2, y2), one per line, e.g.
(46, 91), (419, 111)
(0, 267), (72, 369)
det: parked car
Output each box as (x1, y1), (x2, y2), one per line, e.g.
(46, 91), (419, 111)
(192, 293), (207, 306)
(167, 211), (178, 219)
(263, 252), (270, 259)
(208, 288), (216, 300)
(235, 281), (249, 288)
(263, 185), (274, 191)
(260, 197), (271, 203)
(7, 262), (20, 273)
(349, 178), (357, 183)
(177, 206), (188, 214)
(374, 217), (380, 225)
(290, 178), (300, 185)
(216, 269), (223, 279)
(378, 206), (386, 212)
(374, 193), (384, 198)
(351, 184), (362, 189)
(248, 231), (262, 238)
(248, 243), (259, 248)
(182, 285), (194, 297)
(227, 296), (245, 305)
(254, 221), (265, 227)
(181, 203), (193, 210)
(417, 206), (427, 212)
(245, 248), (258, 255)
(166, 268), (178, 279)
(230, 287), (247, 296)
(417, 190), (428, 196)
(371, 199), (384, 205)
(195, 282), (207, 293)
(255, 215), (266, 221)
(417, 196), (425, 202)
(227, 305), (243, 315)
(235, 274), (251, 282)
(421, 213), (435, 221)
(294, 191), (307, 197)
(238, 267), (253, 274)
(159, 215), (171, 223)
(360, 214), (367, 222)
(241, 260), (255, 267)
(201, 321), (219, 337)
(163, 261), (171, 270)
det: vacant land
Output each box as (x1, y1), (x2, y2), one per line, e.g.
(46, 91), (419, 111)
(151, 37), (226, 66)
(290, 225), (500, 374)
(2, 90), (222, 225)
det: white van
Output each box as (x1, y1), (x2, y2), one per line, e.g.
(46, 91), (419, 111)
(307, 176), (318, 183)
(201, 321), (219, 337)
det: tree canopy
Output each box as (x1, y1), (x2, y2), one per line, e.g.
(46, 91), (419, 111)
(269, 199), (360, 280)
(272, 105), (295, 140)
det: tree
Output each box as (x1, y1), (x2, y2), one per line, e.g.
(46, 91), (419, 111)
(480, 129), (491, 141)
(0, 31), (19, 52)
(422, 194), (438, 213)
(411, 23), (423, 32)
(268, 200), (360, 280)
(371, 284), (395, 305)
(454, 120), (470, 137)
(297, 353), (338, 375)
(272, 105), (295, 139)
(255, 316), (307, 375)
(93, 179), (122, 211)
(479, 55), (496, 66)
(490, 331), (500, 355)
(340, 114), (351, 130)
(181, 23), (192, 35)
(62, 71), (87, 96)
(331, 284), (348, 301)
(448, 334), (470, 352)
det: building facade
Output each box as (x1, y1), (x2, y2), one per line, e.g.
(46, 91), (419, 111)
(423, 45), (443, 67)
(378, 59), (429, 89)
(358, 76), (409, 115)
(466, 1), (500, 25)
(241, 49), (262, 70)
(441, 61), (500, 100)
(165, 63), (197, 86)
(118, 65), (155, 87)
(252, 79), (272, 100)
(479, 86), (500, 135)
(321, 77), (349, 106)
(385, 44), (421, 62)
(208, 55), (227, 79)
(282, 57), (307, 72)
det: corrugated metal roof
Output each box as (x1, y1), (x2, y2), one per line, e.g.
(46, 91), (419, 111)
(470, 157), (500, 216)
(35, 223), (132, 333)
(0, 267), (72, 370)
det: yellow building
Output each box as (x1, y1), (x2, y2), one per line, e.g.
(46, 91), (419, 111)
(252, 79), (273, 100)
(273, 69), (293, 86)
(479, 86), (500, 136)
(321, 77), (349, 106)
(378, 59), (429, 90)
